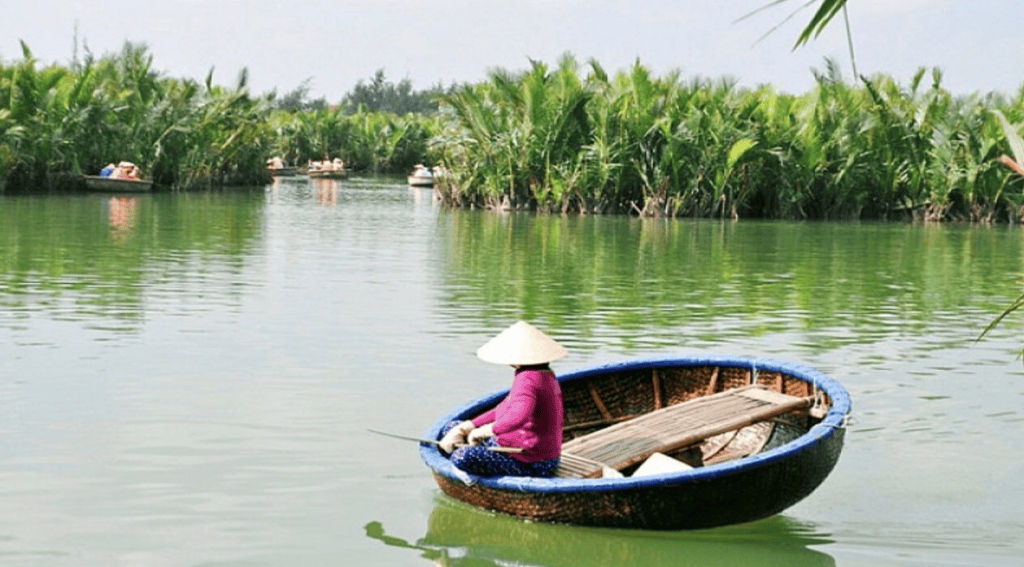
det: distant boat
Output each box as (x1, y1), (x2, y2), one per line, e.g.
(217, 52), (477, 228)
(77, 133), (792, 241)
(307, 159), (347, 179)
(268, 165), (297, 176)
(267, 157), (296, 176)
(407, 172), (434, 187)
(408, 165), (437, 187)
(421, 355), (851, 530)
(308, 168), (347, 179)
(83, 175), (154, 193)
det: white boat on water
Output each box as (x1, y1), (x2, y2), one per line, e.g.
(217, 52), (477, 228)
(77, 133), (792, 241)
(408, 164), (436, 187)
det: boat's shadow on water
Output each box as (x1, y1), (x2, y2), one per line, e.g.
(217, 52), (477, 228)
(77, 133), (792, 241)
(365, 496), (836, 567)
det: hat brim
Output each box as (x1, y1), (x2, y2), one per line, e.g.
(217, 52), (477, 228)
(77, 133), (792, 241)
(476, 321), (567, 366)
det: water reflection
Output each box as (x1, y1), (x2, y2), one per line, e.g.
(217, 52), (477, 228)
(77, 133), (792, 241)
(312, 178), (339, 207)
(366, 497), (835, 567)
(432, 212), (1024, 355)
(0, 192), (265, 337)
(106, 196), (139, 244)
(4, 180), (1024, 564)
(411, 186), (437, 206)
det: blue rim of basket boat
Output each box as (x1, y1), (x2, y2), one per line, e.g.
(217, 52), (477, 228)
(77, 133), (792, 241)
(420, 354), (851, 493)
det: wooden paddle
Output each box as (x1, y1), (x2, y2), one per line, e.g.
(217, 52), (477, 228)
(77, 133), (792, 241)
(367, 429), (524, 453)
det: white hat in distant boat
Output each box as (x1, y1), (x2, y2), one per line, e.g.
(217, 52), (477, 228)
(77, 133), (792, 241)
(476, 321), (567, 366)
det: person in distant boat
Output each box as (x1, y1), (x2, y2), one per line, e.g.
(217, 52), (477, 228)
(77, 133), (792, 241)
(438, 321), (566, 477)
(111, 162), (139, 179)
(100, 163), (116, 177)
(332, 158), (344, 171)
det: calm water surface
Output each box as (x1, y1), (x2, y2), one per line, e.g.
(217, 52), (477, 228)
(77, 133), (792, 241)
(1, 176), (1022, 566)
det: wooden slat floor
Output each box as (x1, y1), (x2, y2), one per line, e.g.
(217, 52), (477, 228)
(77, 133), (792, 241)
(556, 385), (813, 479)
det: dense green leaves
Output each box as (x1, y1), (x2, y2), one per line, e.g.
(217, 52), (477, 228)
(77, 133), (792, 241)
(0, 42), (444, 191)
(5, 40), (1024, 224)
(434, 55), (1024, 222)
(0, 42), (272, 192)
(265, 104), (439, 173)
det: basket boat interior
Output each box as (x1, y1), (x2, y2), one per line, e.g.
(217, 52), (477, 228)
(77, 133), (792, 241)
(551, 363), (833, 478)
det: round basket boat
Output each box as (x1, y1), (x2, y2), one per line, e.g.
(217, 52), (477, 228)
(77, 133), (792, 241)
(420, 355), (851, 530)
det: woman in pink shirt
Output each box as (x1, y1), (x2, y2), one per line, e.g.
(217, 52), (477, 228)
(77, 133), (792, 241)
(438, 321), (566, 477)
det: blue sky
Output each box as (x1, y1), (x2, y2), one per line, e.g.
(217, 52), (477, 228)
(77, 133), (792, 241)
(3, 0), (1021, 101)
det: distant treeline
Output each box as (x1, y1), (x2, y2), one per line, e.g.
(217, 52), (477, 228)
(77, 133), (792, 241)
(271, 69), (460, 115)
(5, 41), (1024, 223)
(264, 70), (449, 173)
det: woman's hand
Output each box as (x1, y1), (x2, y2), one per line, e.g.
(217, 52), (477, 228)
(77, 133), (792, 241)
(467, 423), (495, 446)
(439, 421), (474, 454)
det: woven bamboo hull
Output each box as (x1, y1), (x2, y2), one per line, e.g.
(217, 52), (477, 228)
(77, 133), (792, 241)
(421, 355), (851, 530)
(432, 427), (844, 529)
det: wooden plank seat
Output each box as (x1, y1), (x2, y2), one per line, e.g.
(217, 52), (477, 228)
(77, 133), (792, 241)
(555, 384), (814, 479)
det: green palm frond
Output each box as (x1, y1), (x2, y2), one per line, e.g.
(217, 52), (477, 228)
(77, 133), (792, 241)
(740, 1), (855, 76)
(994, 109), (1024, 165)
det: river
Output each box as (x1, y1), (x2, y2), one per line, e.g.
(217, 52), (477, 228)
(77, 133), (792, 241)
(1, 175), (1021, 566)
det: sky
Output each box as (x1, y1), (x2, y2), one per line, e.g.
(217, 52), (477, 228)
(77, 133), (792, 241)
(3, 0), (1022, 102)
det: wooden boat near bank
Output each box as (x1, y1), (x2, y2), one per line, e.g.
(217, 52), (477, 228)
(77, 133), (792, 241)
(308, 168), (347, 179)
(268, 165), (297, 177)
(420, 355), (851, 530)
(307, 159), (347, 179)
(266, 157), (297, 177)
(83, 175), (154, 193)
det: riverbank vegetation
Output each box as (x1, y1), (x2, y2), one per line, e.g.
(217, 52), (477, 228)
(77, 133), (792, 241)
(1, 41), (271, 191)
(5, 40), (1024, 223)
(0, 41), (441, 192)
(433, 55), (1024, 223)
(265, 104), (440, 174)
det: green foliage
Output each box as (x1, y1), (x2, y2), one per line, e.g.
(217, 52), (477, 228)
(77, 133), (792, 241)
(340, 69), (456, 115)
(5, 38), (1024, 222)
(272, 79), (328, 112)
(432, 54), (1024, 222)
(265, 104), (440, 173)
(0, 41), (271, 192)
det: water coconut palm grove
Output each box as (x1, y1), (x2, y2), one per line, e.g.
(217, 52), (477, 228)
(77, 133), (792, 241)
(5, 5), (1024, 564)
(4, 35), (1024, 223)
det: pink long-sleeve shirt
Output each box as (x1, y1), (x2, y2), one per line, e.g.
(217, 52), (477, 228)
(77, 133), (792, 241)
(472, 367), (563, 462)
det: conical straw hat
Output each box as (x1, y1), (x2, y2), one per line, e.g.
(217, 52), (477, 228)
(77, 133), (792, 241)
(476, 321), (568, 365)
